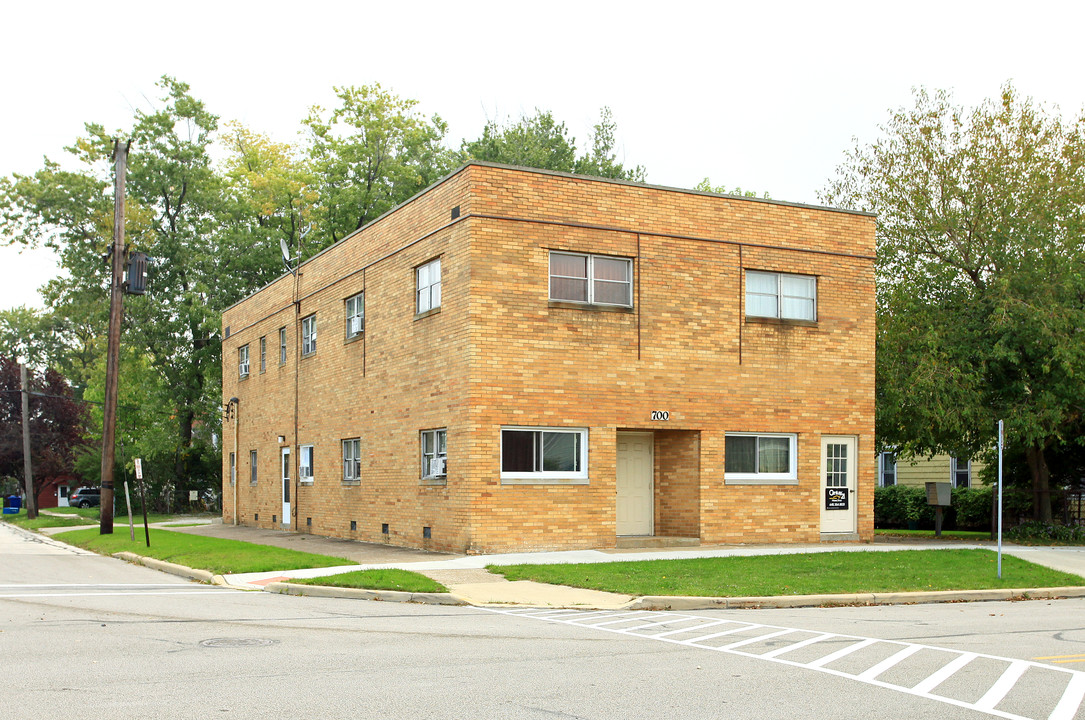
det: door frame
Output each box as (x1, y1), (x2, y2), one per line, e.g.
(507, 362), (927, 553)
(280, 446), (291, 527)
(616, 431), (654, 536)
(820, 435), (857, 534)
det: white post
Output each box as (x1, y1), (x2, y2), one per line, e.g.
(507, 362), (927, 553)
(998, 420), (1004, 579)
(124, 481), (134, 541)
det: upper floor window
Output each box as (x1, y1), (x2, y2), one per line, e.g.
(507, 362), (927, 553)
(302, 314), (317, 355)
(342, 438), (361, 483)
(501, 427), (588, 481)
(746, 271), (816, 321)
(416, 258), (441, 313)
(421, 428), (447, 480)
(345, 293), (365, 338)
(238, 345), (250, 379)
(724, 432), (797, 483)
(879, 452), (897, 487)
(259, 336), (267, 373)
(279, 327), (287, 365)
(549, 252), (633, 307)
(299, 444), (314, 483)
(952, 457), (971, 488)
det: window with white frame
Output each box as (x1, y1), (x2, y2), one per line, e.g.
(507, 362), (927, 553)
(279, 327), (287, 365)
(229, 452), (236, 486)
(345, 293), (364, 338)
(952, 457), (971, 488)
(238, 345), (250, 379)
(501, 427), (588, 481)
(421, 429), (447, 480)
(259, 337), (266, 373)
(879, 451), (897, 487)
(549, 251), (633, 307)
(416, 258), (441, 313)
(724, 433), (798, 483)
(342, 438), (360, 483)
(745, 271), (817, 321)
(299, 445), (314, 483)
(249, 450), (257, 485)
(301, 314), (317, 355)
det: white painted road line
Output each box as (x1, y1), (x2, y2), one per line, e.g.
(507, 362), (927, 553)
(489, 608), (1085, 720)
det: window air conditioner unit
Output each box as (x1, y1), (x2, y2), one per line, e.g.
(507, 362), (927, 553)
(351, 317), (362, 334)
(429, 457), (446, 477)
(239, 362), (249, 377)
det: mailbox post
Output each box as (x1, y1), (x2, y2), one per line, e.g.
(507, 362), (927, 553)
(926, 482), (952, 537)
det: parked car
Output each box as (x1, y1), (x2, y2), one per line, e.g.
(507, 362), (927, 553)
(69, 487), (101, 508)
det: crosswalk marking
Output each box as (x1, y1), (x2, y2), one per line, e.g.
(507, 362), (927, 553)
(488, 608), (1085, 720)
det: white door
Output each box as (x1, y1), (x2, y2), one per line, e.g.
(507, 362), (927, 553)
(820, 435), (857, 534)
(57, 485), (70, 508)
(281, 447), (291, 527)
(616, 432), (653, 535)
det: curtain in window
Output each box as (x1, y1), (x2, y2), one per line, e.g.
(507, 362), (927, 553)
(725, 436), (756, 473)
(542, 432), (579, 472)
(592, 257), (631, 305)
(550, 254), (588, 302)
(759, 437), (790, 473)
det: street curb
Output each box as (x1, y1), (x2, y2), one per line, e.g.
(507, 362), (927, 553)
(113, 552), (215, 584)
(265, 581), (466, 605)
(626, 586), (1085, 610)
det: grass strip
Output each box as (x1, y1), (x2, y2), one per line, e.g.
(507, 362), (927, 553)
(54, 527), (352, 575)
(291, 569), (447, 593)
(490, 549), (1084, 597)
(4, 508), (193, 529)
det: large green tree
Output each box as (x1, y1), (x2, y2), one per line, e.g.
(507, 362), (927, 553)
(303, 84), (456, 247)
(822, 85), (1085, 522)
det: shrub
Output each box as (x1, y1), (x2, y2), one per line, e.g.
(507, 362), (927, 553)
(1006, 521), (1085, 544)
(874, 485), (992, 531)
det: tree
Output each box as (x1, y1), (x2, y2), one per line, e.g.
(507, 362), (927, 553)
(0, 355), (88, 497)
(303, 84), (456, 247)
(693, 178), (770, 199)
(462, 107), (647, 182)
(822, 84), (1085, 522)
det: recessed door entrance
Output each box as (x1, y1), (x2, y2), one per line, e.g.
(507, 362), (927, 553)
(820, 435), (857, 534)
(280, 447), (291, 528)
(616, 432), (653, 536)
(57, 485), (70, 508)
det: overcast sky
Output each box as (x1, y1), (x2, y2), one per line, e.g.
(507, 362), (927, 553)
(3, 0), (1083, 310)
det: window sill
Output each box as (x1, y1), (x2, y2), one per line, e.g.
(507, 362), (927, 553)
(549, 301), (633, 313)
(744, 316), (817, 328)
(301, 351), (316, 360)
(501, 476), (590, 486)
(239, 374), (249, 381)
(414, 307), (441, 321)
(724, 476), (799, 486)
(344, 332), (364, 345)
(341, 480), (360, 487)
(420, 476), (447, 487)
(300, 480), (314, 486)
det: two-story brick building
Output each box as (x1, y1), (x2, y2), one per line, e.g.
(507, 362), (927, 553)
(221, 162), (876, 554)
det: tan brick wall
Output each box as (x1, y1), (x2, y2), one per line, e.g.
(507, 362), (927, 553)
(222, 163), (876, 553)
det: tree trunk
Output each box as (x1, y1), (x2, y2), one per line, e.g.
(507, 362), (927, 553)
(1025, 444), (1053, 523)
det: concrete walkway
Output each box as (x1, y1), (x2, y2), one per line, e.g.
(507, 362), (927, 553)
(35, 518), (1085, 609)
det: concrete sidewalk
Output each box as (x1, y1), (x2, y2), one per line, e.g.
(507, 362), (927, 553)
(37, 518), (1085, 609)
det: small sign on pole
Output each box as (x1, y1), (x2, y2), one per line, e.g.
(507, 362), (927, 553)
(134, 458), (143, 480)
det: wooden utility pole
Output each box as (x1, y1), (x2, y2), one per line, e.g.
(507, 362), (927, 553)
(100, 140), (130, 535)
(20, 365), (37, 519)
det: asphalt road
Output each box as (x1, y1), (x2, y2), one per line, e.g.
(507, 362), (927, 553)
(3, 523), (1084, 720)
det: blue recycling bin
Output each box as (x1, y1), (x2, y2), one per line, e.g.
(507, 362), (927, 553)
(3, 495), (20, 514)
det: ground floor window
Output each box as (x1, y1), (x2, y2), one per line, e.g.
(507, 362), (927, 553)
(300, 445), (314, 483)
(952, 457), (971, 488)
(501, 427), (588, 481)
(421, 429), (447, 480)
(724, 433), (797, 483)
(879, 452), (897, 487)
(249, 450), (257, 485)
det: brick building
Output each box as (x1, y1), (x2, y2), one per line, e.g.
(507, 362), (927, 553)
(221, 162), (876, 553)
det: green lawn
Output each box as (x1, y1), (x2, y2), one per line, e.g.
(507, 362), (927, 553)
(54, 527), (353, 575)
(3, 507), (188, 530)
(490, 549), (1084, 597)
(291, 569), (447, 593)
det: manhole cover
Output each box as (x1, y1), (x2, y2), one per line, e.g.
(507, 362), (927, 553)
(198, 638), (279, 648)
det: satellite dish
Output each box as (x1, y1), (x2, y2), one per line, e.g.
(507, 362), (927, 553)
(280, 237), (297, 275)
